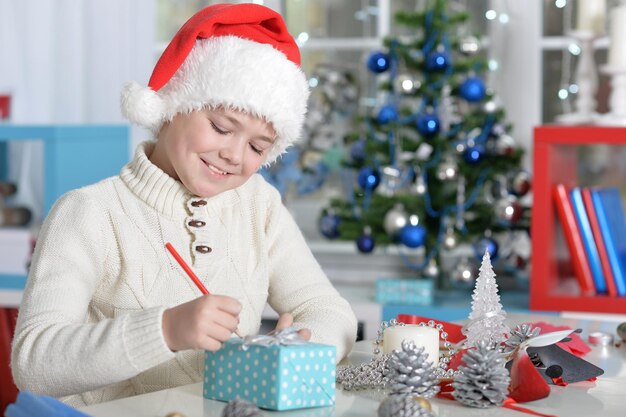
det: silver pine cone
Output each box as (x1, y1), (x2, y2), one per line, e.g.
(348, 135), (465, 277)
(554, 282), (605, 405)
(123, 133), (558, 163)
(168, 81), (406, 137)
(221, 398), (263, 417)
(452, 340), (511, 408)
(384, 340), (440, 398)
(503, 323), (540, 354)
(378, 394), (435, 417)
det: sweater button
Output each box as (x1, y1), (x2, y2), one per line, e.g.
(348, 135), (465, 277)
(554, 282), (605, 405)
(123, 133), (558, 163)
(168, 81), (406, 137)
(188, 220), (206, 227)
(191, 200), (207, 207)
(195, 245), (212, 254)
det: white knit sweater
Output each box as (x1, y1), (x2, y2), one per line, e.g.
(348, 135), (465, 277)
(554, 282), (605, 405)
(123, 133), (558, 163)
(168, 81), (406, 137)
(11, 141), (357, 407)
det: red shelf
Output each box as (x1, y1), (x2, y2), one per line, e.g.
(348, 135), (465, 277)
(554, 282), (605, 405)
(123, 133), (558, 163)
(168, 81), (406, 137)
(531, 125), (626, 314)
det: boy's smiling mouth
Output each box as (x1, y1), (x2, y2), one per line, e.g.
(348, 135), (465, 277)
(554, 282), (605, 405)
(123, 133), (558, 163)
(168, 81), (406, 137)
(207, 163), (229, 175)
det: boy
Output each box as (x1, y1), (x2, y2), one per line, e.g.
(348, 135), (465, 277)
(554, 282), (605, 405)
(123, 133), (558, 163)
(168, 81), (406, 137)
(11, 3), (357, 407)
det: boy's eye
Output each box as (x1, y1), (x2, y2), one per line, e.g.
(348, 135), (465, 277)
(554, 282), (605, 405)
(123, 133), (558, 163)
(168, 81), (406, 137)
(250, 143), (264, 155)
(210, 121), (230, 135)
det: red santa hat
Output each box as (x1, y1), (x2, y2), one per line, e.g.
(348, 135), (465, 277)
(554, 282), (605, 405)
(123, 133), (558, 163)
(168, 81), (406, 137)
(121, 3), (309, 164)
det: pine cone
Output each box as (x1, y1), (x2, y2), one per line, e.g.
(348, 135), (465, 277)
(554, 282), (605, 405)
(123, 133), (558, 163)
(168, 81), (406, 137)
(503, 323), (540, 353)
(453, 340), (511, 408)
(378, 394), (435, 417)
(384, 340), (440, 398)
(221, 398), (263, 417)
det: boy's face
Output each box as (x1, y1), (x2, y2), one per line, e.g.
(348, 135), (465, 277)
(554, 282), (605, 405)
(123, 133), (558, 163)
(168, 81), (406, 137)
(151, 108), (276, 198)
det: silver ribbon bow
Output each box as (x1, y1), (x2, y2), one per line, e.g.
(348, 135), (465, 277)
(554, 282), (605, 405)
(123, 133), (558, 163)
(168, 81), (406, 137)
(240, 326), (307, 351)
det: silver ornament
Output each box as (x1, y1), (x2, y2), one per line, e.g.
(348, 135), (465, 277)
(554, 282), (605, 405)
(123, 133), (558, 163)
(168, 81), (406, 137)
(423, 259), (439, 278)
(450, 258), (474, 287)
(384, 203), (409, 238)
(378, 166), (408, 197)
(484, 175), (509, 204)
(491, 123), (507, 137)
(494, 134), (516, 156)
(509, 170), (531, 197)
(483, 100), (499, 114)
(394, 74), (421, 94)
(494, 195), (523, 225)
(412, 175), (427, 195)
(459, 35), (480, 55)
(443, 227), (457, 250)
(436, 158), (458, 181)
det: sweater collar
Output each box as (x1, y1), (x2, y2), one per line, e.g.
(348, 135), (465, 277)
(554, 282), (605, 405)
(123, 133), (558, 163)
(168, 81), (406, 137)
(120, 141), (191, 217)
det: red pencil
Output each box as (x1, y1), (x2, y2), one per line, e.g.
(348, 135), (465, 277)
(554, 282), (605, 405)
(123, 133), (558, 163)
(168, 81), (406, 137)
(165, 242), (209, 295)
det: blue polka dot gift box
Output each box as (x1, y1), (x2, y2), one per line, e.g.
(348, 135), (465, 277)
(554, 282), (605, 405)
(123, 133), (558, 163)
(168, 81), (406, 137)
(203, 328), (336, 411)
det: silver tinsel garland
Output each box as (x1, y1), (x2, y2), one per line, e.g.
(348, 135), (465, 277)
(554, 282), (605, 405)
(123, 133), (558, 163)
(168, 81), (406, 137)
(336, 354), (390, 391)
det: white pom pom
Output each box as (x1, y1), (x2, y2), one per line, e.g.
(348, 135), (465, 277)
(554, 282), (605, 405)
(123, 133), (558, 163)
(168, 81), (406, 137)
(120, 81), (165, 130)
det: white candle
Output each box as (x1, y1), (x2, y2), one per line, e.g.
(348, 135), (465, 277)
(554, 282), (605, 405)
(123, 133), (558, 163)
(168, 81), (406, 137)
(383, 325), (439, 366)
(608, 5), (626, 67)
(576, 0), (606, 33)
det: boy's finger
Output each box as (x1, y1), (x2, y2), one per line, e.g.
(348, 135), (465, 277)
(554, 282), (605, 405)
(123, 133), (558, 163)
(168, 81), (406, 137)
(298, 328), (312, 341)
(214, 295), (242, 315)
(275, 313), (293, 330)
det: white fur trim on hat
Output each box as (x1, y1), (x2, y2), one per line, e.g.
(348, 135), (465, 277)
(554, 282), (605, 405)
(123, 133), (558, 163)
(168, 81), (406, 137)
(121, 35), (310, 165)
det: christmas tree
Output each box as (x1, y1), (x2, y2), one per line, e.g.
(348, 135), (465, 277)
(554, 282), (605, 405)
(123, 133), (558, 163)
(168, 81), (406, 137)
(318, 0), (531, 284)
(463, 250), (510, 349)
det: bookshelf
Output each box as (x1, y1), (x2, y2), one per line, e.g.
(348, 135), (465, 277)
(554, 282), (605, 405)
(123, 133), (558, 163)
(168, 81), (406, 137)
(531, 126), (626, 314)
(0, 125), (129, 301)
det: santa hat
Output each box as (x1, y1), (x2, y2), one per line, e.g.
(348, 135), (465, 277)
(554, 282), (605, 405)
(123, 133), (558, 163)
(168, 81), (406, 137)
(121, 3), (309, 164)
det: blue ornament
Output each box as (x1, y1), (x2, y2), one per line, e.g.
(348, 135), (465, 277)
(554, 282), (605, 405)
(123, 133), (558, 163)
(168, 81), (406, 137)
(425, 51), (450, 72)
(367, 51), (391, 73)
(474, 236), (499, 260)
(399, 224), (427, 248)
(356, 232), (375, 254)
(357, 167), (381, 190)
(416, 113), (440, 137)
(319, 213), (340, 239)
(376, 105), (399, 124)
(459, 76), (486, 102)
(463, 144), (485, 164)
(350, 140), (367, 162)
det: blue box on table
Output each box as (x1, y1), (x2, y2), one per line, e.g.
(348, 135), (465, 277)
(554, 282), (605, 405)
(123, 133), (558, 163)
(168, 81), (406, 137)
(203, 338), (336, 410)
(375, 277), (434, 305)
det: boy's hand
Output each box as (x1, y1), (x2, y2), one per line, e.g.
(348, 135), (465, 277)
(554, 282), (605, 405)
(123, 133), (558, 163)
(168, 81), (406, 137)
(274, 312), (311, 341)
(162, 294), (241, 352)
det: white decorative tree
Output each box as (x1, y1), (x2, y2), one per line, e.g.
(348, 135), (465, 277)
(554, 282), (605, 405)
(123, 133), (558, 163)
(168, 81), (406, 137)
(463, 250), (510, 349)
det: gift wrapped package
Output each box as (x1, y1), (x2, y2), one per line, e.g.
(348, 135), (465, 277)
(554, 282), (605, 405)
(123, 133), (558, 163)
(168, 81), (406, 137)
(203, 330), (336, 411)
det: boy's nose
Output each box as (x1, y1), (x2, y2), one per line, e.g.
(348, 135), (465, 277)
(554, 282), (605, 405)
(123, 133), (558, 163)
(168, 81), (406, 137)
(219, 137), (246, 165)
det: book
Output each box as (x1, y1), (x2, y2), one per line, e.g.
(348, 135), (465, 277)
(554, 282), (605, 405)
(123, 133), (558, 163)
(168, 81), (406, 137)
(590, 188), (626, 296)
(581, 188), (619, 297)
(552, 184), (595, 295)
(570, 187), (607, 294)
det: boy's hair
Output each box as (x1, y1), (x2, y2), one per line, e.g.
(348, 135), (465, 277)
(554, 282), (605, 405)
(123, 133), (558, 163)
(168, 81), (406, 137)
(121, 3), (309, 164)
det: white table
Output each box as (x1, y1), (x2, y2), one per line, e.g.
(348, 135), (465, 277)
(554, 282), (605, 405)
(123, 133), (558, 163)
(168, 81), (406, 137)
(81, 314), (626, 417)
